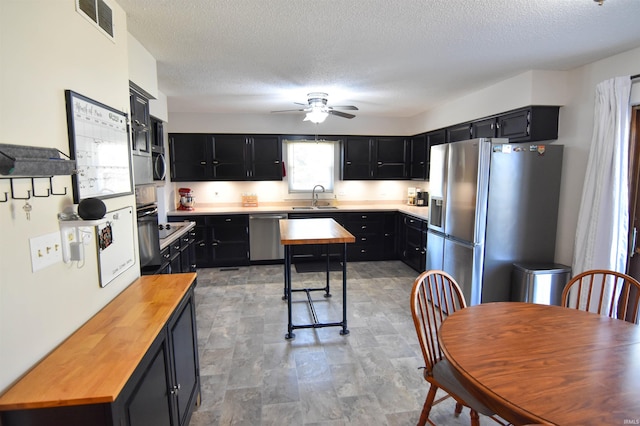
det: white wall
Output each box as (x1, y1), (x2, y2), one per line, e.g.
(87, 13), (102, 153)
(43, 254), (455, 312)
(553, 47), (640, 267)
(0, 0), (138, 392)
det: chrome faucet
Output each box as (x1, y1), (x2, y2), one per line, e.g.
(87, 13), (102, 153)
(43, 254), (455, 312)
(311, 184), (325, 207)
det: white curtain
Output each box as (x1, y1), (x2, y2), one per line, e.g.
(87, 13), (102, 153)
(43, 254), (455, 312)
(572, 76), (632, 312)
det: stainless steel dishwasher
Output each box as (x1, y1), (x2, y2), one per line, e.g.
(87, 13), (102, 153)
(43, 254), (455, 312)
(249, 214), (287, 261)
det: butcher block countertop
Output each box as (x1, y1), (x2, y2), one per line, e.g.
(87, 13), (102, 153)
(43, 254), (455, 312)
(0, 273), (197, 411)
(280, 218), (356, 245)
(168, 201), (430, 221)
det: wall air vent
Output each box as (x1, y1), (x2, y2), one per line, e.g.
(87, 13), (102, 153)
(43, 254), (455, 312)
(76, 0), (114, 39)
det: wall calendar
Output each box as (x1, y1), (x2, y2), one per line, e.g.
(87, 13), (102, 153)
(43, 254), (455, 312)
(65, 90), (132, 203)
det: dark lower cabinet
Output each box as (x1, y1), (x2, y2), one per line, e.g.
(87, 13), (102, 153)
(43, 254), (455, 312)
(125, 342), (172, 426)
(342, 212), (398, 261)
(400, 214), (427, 272)
(170, 215), (249, 268)
(168, 293), (199, 426)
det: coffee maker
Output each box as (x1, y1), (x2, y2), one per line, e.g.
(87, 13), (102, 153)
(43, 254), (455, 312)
(177, 187), (195, 211)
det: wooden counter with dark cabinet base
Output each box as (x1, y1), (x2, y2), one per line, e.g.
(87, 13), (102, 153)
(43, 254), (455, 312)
(0, 273), (200, 426)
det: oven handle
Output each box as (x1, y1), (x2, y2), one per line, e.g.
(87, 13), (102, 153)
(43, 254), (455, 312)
(137, 206), (158, 218)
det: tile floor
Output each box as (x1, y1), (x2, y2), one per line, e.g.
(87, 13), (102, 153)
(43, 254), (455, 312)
(189, 260), (494, 426)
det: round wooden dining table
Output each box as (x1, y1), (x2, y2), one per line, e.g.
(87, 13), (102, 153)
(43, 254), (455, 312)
(438, 302), (640, 426)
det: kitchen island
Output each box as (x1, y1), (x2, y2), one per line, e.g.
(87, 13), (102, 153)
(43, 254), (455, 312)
(280, 218), (355, 339)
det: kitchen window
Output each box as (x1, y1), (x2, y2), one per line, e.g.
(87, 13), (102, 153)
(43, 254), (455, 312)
(286, 139), (336, 192)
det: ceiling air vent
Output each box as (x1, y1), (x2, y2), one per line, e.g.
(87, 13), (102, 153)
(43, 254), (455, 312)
(76, 0), (114, 39)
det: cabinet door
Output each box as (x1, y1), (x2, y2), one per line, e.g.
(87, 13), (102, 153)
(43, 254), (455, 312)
(211, 135), (248, 180)
(249, 135), (282, 180)
(471, 117), (497, 139)
(383, 212), (398, 260)
(401, 215), (426, 272)
(169, 134), (213, 181)
(130, 89), (151, 156)
(342, 137), (372, 179)
(210, 215), (250, 266)
(374, 137), (407, 179)
(150, 117), (164, 154)
(446, 123), (471, 143)
(125, 343), (172, 426)
(498, 109), (530, 141)
(498, 106), (559, 142)
(168, 293), (199, 426)
(409, 134), (427, 179)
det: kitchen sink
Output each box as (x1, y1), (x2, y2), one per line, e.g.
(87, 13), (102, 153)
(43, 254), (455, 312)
(291, 206), (338, 210)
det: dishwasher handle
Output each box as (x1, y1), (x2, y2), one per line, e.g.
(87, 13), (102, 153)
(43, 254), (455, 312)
(249, 214), (288, 220)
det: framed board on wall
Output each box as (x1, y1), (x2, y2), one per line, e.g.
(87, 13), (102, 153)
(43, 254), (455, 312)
(65, 90), (132, 203)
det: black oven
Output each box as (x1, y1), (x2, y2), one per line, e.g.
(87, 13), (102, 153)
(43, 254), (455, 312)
(135, 185), (161, 270)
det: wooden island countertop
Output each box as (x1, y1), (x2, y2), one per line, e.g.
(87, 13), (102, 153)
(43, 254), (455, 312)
(0, 273), (197, 411)
(279, 217), (356, 245)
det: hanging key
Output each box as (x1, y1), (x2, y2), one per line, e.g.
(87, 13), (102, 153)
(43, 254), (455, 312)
(23, 200), (32, 220)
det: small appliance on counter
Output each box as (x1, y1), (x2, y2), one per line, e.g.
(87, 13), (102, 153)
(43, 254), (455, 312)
(407, 187), (416, 205)
(178, 187), (195, 211)
(416, 190), (428, 207)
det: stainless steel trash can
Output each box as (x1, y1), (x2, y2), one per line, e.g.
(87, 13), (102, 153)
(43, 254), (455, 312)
(511, 263), (571, 306)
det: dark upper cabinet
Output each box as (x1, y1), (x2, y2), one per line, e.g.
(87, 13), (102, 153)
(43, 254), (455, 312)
(409, 134), (427, 179)
(341, 136), (407, 180)
(497, 106), (559, 142)
(169, 133), (282, 181)
(247, 135), (282, 180)
(375, 137), (408, 179)
(469, 106), (560, 142)
(211, 134), (247, 180)
(471, 117), (497, 138)
(130, 88), (151, 156)
(446, 122), (472, 143)
(169, 133), (212, 181)
(150, 116), (164, 153)
(341, 137), (371, 180)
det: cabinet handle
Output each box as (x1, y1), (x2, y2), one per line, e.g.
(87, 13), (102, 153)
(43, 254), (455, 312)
(346, 161), (352, 165)
(360, 249), (366, 253)
(170, 384), (181, 395)
(173, 244), (180, 250)
(225, 218), (232, 222)
(274, 160), (280, 164)
(361, 237), (367, 241)
(361, 215), (367, 219)
(200, 161), (206, 165)
(164, 253), (171, 259)
(198, 242), (206, 247)
(361, 225), (367, 230)
(377, 161), (383, 165)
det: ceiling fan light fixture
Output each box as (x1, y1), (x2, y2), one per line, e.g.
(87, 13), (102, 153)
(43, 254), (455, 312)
(304, 109), (329, 124)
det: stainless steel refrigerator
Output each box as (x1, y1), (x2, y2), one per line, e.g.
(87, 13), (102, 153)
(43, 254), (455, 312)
(426, 138), (563, 306)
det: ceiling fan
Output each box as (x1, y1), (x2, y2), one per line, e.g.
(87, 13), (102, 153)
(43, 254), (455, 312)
(271, 92), (358, 123)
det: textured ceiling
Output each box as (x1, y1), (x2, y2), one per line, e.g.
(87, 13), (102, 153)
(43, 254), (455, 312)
(117, 0), (640, 118)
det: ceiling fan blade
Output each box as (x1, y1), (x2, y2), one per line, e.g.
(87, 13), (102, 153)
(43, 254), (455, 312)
(328, 110), (356, 119)
(328, 105), (359, 111)
(271, 108), (308, 113)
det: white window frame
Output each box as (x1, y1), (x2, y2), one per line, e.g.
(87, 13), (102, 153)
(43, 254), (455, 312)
(285, 139), (338, 193)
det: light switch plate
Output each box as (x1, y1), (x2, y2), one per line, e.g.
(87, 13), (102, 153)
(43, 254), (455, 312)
(30, 232), (63, 272)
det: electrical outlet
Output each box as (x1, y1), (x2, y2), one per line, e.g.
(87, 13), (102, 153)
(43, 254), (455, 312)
(29, 232), (63, 272)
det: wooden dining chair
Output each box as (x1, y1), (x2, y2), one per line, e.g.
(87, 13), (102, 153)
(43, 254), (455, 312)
(561, 269), (640, 324)
(410, 270), (495, 426)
